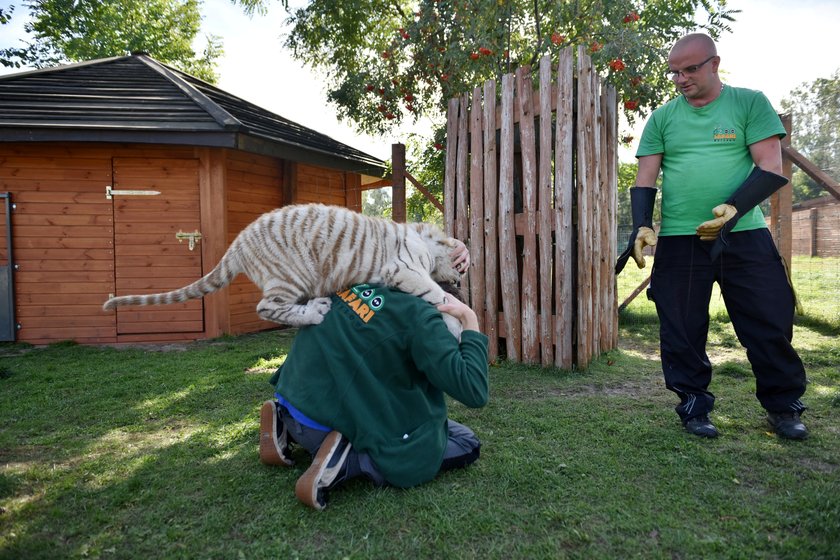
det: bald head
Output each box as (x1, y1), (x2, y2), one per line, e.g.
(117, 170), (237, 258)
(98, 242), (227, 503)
(670, 33), (717, 59)
(667, 33), (722, 107)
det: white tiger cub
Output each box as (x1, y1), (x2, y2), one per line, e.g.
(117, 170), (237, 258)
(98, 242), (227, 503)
(102, 203), (464, 337)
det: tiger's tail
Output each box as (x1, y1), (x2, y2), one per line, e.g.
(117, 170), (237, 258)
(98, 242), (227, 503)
(102, 250), (242, 311)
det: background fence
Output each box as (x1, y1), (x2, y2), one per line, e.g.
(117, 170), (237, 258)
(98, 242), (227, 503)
(786, 196), (840, 257)
(442, 47), (617, 370)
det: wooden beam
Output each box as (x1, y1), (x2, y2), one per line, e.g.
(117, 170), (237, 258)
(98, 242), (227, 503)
(554, 46), (574, 370)
(444, 99), (459, 237)
(498, 73), (521, 362)
(361, 178), (393, 189)
(455, 95), (469, 242)
(391, 143), (406, 223)
(468, 85), (485, 333)
(482, 77), (499, 363)
(197, 147), (229, 337)
(782, 145), (840, 201)
(404, 171), (444, 212)
(772, 115), (793, 263)
(345, 172), (362, 213)
(282, 159), (298, 205)
(618, 275), (651, 313)
(538, 55), (555, 366)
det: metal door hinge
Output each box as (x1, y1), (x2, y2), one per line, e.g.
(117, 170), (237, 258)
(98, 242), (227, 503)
(106, 186), (161, 199)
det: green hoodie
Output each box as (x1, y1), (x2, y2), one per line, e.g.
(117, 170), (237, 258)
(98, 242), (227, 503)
(271, 284), (489, 488)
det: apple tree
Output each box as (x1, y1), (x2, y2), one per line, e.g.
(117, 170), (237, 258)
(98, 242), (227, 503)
(273, 0), (737, 135)
(255, 0), (735, 218)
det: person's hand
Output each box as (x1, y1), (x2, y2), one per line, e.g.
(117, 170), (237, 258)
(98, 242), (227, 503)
(450, 239), (470, 275)
(696, 204), (737, 241)
(632, 226), (658, 268)
(437, 297), (479, 332)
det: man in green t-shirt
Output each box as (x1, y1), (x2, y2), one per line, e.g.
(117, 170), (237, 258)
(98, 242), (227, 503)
(621, 33), (808, 440)
(257, 244), (490, 510)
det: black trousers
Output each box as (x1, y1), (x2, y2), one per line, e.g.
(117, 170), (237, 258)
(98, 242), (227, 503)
(648, 229), (807, 421)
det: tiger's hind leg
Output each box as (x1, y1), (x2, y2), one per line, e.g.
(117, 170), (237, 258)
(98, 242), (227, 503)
(256, 296), (332, 327)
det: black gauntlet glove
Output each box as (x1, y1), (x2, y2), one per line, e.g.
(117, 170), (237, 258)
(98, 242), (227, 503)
(615, 187), (658, 274)
(695, 167), (788, 261)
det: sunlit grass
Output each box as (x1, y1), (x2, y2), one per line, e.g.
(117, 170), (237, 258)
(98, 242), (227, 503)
(245, 353), (287, 374)
(0, 306), (837, 558)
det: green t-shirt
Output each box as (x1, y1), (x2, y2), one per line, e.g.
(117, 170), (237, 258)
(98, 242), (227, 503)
(272, 284), (489, 488)
(636, 85), (786, 236)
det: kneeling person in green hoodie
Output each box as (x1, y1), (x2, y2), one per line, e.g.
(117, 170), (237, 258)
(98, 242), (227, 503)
(259, 280), (489, 510)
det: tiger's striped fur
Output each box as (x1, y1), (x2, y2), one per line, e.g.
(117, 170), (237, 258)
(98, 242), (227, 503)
(102, 204), (463, 336)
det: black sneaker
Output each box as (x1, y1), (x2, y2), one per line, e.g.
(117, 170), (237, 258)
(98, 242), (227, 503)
(767, 411), (809, 440)
(259, 400), (294, 466)
(295, 431), (352, 510)
(683, 414), (719, 438)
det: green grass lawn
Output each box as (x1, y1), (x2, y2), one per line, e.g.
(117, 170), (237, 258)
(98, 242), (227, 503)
(1, 259), (838, 559)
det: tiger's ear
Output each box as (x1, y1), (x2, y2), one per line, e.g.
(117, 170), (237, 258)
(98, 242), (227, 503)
(413, 222), (447, 241)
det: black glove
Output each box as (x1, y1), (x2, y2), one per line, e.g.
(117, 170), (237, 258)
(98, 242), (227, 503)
(698, 167), (788, 261)
(615, 187), (657, 274)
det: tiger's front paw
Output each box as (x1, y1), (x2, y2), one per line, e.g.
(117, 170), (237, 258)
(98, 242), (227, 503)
(302, 297), (332, 324)
(442, 311), (462, 341)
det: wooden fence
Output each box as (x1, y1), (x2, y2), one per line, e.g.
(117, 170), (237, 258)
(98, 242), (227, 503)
(766, 196), (840, 257)
(442, 47), (618, 369)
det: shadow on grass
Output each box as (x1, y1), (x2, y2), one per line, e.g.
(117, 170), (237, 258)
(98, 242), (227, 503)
(713, 360), (751, 379)
(1, 415), (310, 558)
(794, 313), (840, 337)
(618, 309), (660, 327)
(0, 334), (310, 558)
(798, 341), (840, 369)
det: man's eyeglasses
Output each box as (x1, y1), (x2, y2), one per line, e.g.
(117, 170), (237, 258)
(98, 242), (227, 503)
(666, 56), (716, 80)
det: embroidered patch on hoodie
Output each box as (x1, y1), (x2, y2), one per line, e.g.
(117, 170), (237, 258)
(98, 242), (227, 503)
(335, 284), (385, 323)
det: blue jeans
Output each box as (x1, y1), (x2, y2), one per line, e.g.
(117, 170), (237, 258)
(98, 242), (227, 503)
(277, 403), (481, 487)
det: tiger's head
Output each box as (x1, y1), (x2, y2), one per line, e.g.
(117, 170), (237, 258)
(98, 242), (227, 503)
(410, 222), (461, 284)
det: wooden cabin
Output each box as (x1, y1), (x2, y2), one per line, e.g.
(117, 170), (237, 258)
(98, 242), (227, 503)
(0, 54), (387, 345)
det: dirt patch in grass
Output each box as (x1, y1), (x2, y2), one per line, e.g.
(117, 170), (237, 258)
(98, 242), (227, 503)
(503, 377), (665, 400)
(555, 378), (664, 397)
(798, 457), (838, 474)
(616, 329), (659, 358)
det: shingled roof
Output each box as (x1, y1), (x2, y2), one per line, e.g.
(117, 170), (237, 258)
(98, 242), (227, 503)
(0, 54), (386, 177)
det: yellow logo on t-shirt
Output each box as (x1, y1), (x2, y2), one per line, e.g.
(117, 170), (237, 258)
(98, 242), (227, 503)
(713, 125), (737, 142)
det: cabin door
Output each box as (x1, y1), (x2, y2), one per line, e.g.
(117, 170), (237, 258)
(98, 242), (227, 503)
(111, 158), (204, 335)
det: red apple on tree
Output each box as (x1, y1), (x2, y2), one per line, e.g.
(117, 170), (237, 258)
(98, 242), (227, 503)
(609, 59), (626, 71)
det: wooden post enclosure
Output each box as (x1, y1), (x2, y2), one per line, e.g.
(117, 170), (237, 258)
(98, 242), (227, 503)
(769, 113), (794, 265)
(443, 48), (618, 369)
